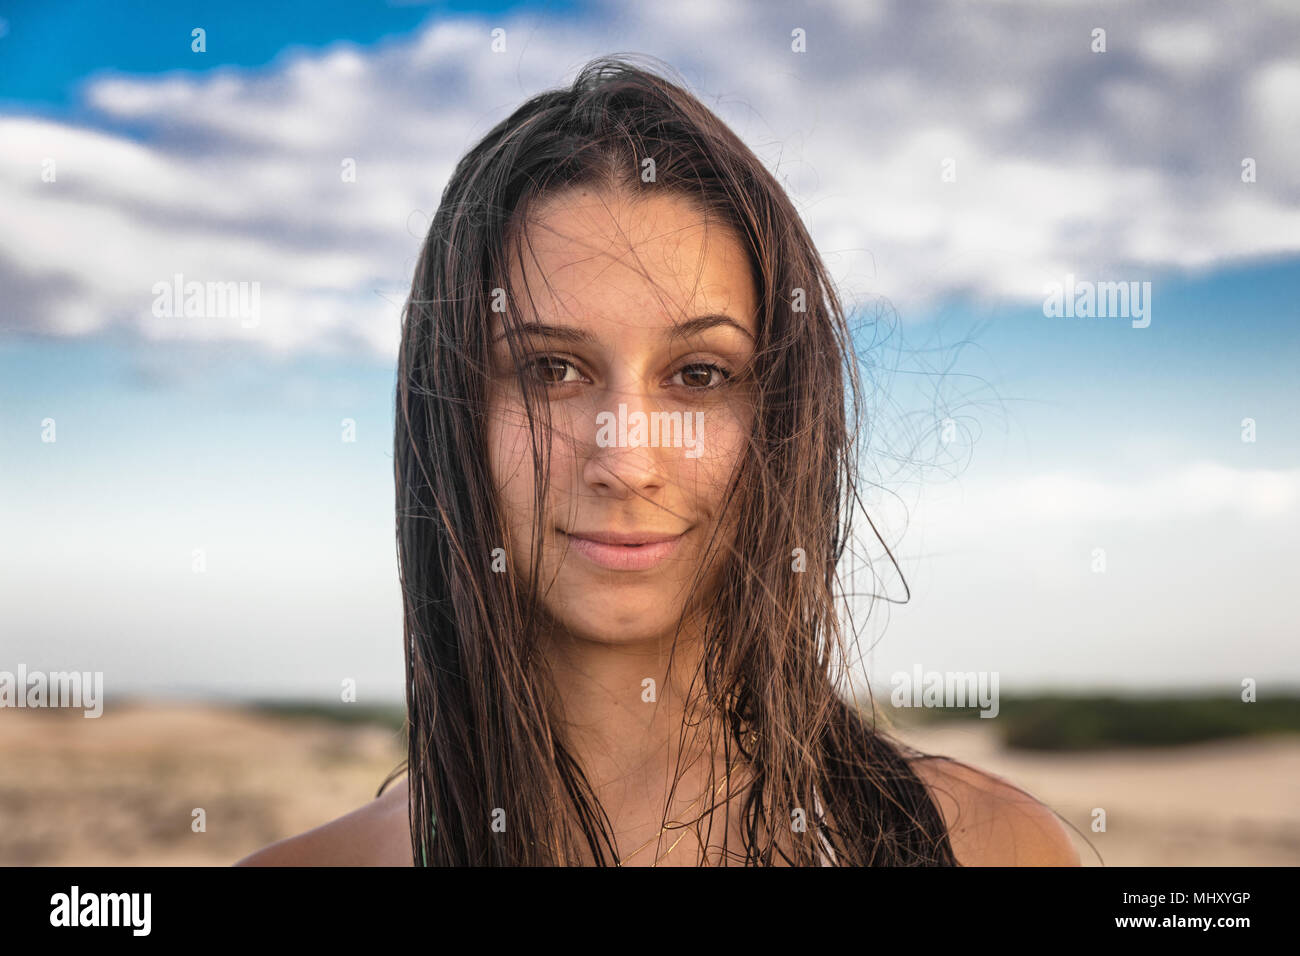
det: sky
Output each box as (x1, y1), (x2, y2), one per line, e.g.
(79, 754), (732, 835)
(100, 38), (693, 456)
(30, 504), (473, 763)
(1, 0), (1297, 702)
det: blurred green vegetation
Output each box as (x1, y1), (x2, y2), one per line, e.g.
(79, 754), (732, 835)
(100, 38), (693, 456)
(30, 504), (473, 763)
(244, 693), (1300, 753)
(249, 700), (407, 734)
(876, 692), (1300, 751)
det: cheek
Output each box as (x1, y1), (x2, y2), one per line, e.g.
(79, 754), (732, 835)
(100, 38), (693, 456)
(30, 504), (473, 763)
(680, 405), (751, 519)
(486, 398), (536, 537)
(486, 397), (581, 552)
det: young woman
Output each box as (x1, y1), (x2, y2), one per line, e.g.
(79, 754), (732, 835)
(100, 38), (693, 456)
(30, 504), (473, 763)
(239, 56), (1079, 867)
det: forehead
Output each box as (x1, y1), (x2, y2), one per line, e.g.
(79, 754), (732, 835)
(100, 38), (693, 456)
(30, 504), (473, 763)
(501, 188), (757, 336)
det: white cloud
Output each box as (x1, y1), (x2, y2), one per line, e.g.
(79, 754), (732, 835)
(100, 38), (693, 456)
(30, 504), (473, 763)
(1247, 60), (1300, 178)
(916, 462), (1300, 531)
(1, 0), (1298, 358)
(1140, 21), (1221, 74)
(845, 459), (1300, 685)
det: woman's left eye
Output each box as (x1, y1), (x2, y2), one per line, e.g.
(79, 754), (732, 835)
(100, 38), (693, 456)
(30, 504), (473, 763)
(671, 363), (731, 389)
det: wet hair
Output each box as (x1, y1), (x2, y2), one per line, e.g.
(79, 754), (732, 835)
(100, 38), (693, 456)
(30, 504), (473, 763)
(386, 53), (961, 865)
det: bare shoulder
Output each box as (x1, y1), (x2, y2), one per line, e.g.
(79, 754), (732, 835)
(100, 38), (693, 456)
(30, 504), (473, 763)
(910, 756), (1080, 866)
(234, 776), (413, 867)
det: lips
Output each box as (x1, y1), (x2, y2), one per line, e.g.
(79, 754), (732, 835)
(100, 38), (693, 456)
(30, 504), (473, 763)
(560, 528), (688, 571)
(564, 529), (684, 545)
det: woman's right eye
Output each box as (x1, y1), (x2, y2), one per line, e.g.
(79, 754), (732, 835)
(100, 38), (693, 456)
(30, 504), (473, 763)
(525, 356), (582, 385)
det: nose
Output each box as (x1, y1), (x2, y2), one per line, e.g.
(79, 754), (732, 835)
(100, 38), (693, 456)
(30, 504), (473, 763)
(582, 388), (669, 499)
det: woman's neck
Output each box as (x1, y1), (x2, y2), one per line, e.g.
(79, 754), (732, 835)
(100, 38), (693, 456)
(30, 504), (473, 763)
(540, 621), (746, 862)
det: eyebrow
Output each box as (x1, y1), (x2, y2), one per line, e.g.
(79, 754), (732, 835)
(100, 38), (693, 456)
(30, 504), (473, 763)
(491, 314), (755, 345)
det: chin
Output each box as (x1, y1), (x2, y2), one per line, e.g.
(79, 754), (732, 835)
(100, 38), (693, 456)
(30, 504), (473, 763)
(546, 582), (692, 646)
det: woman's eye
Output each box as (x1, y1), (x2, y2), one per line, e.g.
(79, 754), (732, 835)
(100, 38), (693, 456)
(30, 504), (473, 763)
(520, 357), (731, 389)
(526, 357), (582, 385)
(672, 362), (731, 389)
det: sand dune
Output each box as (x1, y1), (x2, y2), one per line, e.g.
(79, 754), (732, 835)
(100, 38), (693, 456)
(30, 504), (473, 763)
(0, 701), (404, 866)
(894, 721), (1300, 866)
(1, 701), (1295, 865)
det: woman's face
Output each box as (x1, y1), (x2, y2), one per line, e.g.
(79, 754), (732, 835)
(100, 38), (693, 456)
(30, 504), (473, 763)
(487, 187), (758, 646)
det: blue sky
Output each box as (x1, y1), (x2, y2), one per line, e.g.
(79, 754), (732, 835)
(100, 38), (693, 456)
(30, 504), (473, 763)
(0, 1), (565, 105)
(2, 0), (1298, 701)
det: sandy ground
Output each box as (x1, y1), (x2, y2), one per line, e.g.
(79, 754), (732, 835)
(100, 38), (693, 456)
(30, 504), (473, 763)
(0, 701), (405, 866)
(893, 720), (1300, 866)
(2, 701), (1296, 866)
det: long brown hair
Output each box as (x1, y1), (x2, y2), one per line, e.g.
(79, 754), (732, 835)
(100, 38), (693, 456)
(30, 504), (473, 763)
(388, 53), (959, 865)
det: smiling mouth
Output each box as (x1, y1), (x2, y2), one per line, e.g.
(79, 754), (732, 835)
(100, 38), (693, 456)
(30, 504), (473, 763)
(559, 528), (689, 571)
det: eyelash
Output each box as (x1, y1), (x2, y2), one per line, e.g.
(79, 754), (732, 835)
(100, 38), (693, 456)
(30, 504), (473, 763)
(522, 355), (734, 391)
